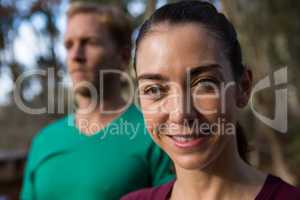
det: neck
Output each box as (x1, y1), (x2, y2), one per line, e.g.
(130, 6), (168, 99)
(75, 77), (126, 113)
(171, 138), (266, 200)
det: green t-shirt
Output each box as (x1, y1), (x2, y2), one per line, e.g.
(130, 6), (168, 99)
(20, 104), (174, 200)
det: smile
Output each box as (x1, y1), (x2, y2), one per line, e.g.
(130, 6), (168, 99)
(165, 133), (210, 149)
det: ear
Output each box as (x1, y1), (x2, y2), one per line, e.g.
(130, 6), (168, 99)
(236, 68), (252, 108)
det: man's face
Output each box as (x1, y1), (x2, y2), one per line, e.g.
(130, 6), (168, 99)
(64, 13), (121, 96)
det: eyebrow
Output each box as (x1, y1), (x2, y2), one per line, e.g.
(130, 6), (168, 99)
(137, 74), (169, 82)
(137, 63), (222, 82)
(189, 64), (222, 76)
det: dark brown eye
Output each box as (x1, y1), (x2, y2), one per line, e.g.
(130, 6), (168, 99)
(64, 40), (73, 50)
(192, 79), (219, 94)
(142, 84), (167, 100)
(87, 37), (104, 47)
(87, 38), (98, 45)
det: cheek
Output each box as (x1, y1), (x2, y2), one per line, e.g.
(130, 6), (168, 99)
(143, 114), (163, 146)
(87, 47), (106, 65)
(193, 95), (220, 121)
(85, 49), (106, 79)
(140, 101), (168, 142)
(193, 85), (237, 122)
(66, 54), (73, 69)
(195, 97), (219, 111)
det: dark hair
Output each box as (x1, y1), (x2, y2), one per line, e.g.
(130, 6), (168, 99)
(134, 1), (249, 162)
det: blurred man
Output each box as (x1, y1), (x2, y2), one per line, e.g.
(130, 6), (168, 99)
(20, 3), (173, 200)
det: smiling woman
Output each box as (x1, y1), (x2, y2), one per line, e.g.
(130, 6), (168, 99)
(121, 1), (300, 200)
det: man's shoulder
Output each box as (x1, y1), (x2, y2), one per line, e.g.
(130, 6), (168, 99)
(121, 180), (174, 200)
(116, 104), (150, 140)
(122, 104), (144, 121)
(33, 115), (72, 144)
(26, 115), (75, 168)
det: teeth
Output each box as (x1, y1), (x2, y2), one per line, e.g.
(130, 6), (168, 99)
(172, 135), (199, 142)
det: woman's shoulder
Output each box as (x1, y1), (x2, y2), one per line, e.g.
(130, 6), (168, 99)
(121, 180), (175, 200)
(256, 174), (300, 200)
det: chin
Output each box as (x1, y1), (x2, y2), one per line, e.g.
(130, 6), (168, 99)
(173, 140), (231, 172)
(172, 152), (215, 170)
(73, 79), (100, 97)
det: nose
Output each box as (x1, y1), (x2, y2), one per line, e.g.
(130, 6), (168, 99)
(168, 91), (197, 124)
(69, 42), (86, 63)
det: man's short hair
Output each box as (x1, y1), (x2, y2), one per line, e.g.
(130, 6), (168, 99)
(67, 2), (133, 51)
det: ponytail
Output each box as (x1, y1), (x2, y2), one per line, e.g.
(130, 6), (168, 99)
(236, 122), (250, 163)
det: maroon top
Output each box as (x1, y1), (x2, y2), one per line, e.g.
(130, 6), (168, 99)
(121, 175), (300, 200)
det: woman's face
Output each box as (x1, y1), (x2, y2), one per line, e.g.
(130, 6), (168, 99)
(136, 23), (246, 170)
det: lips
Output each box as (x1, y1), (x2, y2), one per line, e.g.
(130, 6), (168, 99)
(165, 133), (210, 149)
